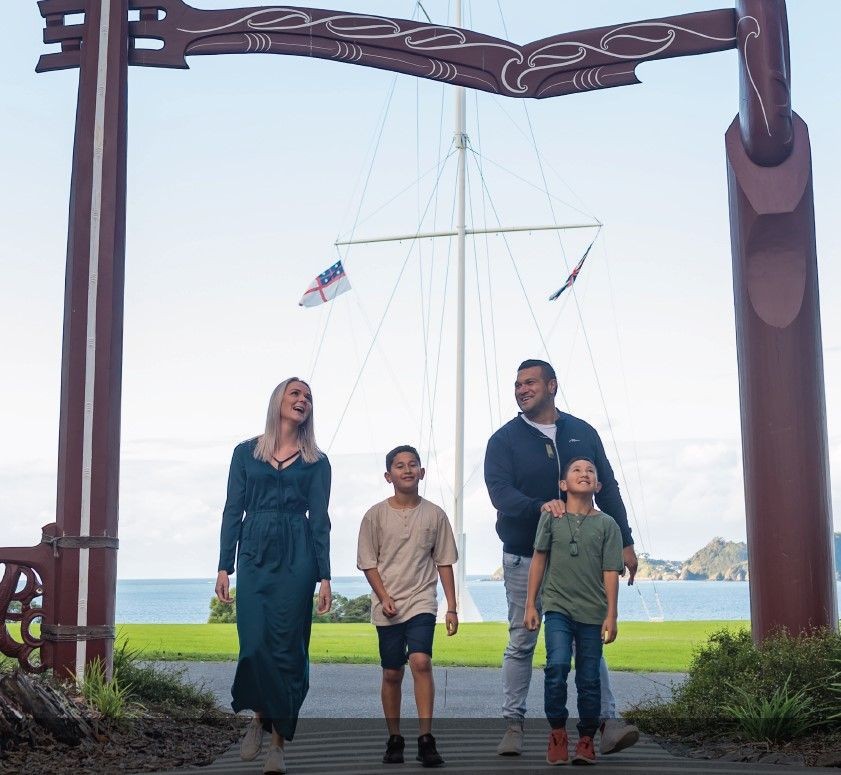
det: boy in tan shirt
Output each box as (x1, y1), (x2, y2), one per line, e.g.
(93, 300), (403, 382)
(357, 445), (459, 768)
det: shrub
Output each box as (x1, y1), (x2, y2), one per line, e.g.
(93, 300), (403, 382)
(78, 658), (132, 720)
(207, 588), (371, 623)
(208, 588), (237, 623)
(722, 674), (822, 741)
(312, 593), (371, 623)
(627, 628), (841, 742)
(113, 641), (216, 716)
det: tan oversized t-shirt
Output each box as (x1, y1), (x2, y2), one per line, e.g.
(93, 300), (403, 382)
(356, 497), (459, 626)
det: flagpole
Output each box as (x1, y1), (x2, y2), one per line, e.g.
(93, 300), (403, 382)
(453, 0), (468, 621)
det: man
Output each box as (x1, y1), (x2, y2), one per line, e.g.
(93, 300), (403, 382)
(484, 359), (640, 757)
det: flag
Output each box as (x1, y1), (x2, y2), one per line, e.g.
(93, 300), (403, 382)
(548, 241), (594, 301)
(299, 260), (351, 307)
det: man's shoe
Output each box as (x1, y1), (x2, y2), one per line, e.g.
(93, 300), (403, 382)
(572, 735), (596, 765)
(240, 717), (264, 761)
(383, 734), (405, 764)
(263, 744), (287, 775)
(416, 733), (444, 768)
(546, 728), (569, 766)
(599, 718), (640, 755)
(496, 719), (524, 756)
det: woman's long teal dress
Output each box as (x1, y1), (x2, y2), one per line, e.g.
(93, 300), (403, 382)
(218, 438), (331, 740)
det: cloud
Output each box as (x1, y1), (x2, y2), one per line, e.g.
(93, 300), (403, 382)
(1, 436), (839, 578)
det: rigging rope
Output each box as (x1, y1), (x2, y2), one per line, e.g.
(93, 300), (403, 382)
(310, 74), (399, 379)
(493, 0), (661, 617)
(326, 149), (457, 453)
(467, 148), (570, 411)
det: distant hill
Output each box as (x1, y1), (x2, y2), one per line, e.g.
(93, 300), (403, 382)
(635, 554), (682, 581)
(486, 533), (840, 582)
(680, 537), (748, 581)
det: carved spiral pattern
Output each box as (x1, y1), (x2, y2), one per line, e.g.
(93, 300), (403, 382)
(177, 8), (738, 96)
(0, 563), (46, 673)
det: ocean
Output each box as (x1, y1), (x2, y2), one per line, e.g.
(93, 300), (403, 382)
(115, 577), (841, 624)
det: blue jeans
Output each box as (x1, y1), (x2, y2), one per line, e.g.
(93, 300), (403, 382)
(501, 552), (617, 721)
(544, 611), (602, 738)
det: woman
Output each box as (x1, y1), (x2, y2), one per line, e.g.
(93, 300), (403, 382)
(215, 378), (332, 775)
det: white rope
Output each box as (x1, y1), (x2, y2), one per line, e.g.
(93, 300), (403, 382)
(327, 150), (456, 453)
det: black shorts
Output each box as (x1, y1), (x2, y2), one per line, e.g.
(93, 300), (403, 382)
(376, 612), (436, 670)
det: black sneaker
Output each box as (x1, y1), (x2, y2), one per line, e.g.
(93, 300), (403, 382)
(416, 734), (444, 768)
(383, 734), (405, 764)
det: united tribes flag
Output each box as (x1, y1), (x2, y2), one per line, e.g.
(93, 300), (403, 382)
(548, 241), (594, 301)
(299, 260), (352, 307)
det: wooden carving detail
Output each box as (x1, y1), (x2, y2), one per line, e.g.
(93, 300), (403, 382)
(735, 0), (793, 165)
(0, 563), (46, 673)
(38, 1), (740, 99)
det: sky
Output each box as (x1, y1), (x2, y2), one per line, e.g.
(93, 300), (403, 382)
(1, 1), (839, 579)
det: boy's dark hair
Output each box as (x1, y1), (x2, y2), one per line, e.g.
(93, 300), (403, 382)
(385, 445), (422, 471)
(562, 456), (598, 479)
(517, 359), (557, 383)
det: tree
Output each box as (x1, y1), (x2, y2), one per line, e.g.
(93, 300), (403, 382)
(207, 589), (371, 624)
(207, 589), (237, 623)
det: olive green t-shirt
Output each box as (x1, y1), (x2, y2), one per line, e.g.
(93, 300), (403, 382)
(533, 510), (624, 625)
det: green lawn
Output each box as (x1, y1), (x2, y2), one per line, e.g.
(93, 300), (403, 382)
(114, 620), (748, 672)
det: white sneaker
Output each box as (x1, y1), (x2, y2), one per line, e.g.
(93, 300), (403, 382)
(240, 717), (264, 761)
(599, 718), (640, 755)
(496, 719), (524, 756)
(263, 744), (287, 774)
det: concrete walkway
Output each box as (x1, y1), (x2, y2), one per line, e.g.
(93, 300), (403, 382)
(149, 664), (819, 774)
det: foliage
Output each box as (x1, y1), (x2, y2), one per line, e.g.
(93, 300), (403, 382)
(829, 660), (841, 723)
(77, 657), (132, 720)
(312, 593), (371, 623)
(113, 640), (216, 716)
(721, 674), (822, 742)
(207, 588), (371, 624)
(208, 588), (237, 623)
(627, 628), (841, 743)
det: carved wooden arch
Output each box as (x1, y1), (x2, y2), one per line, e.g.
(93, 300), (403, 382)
(4, 0), (831, 680)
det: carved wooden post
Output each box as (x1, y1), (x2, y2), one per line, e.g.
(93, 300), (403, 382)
(37, 0), (129, 680)
(728, 0), (837, 641)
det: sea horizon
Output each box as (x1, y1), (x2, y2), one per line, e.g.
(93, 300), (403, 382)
(114, 577), (841, 625)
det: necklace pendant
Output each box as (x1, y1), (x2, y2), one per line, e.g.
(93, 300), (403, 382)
(569, 540), (579, 557)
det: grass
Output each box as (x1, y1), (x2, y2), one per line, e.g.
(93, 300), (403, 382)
(112, 620), (747, 672)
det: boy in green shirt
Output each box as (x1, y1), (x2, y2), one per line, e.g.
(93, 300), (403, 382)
(524, 456), (624, 766)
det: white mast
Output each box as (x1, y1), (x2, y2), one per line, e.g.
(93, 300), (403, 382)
(453, 0), (470, 620)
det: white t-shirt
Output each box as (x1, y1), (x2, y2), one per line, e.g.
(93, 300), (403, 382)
(520, 413), (557, 442)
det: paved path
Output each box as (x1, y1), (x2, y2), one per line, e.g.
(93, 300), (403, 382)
(149, 664), (818, 774)
(160, 662), (682, 719)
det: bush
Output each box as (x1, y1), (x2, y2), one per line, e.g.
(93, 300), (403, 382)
(312, 593), (371, 623)
(722, 674), (821, 742)
(207, 588), (371, 624)
(78, 657), (132, 720)
(113, 641), (216, 716)
(627, 628), (841, 742)
(208, 588), (237, 623)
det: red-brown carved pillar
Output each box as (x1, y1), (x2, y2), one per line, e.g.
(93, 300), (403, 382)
(727, 115), (837, 640)
(48, 0), (128, 680)
(728, 0), (837, 642)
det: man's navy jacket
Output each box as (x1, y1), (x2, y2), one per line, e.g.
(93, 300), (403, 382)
(484, 411), (633, 557)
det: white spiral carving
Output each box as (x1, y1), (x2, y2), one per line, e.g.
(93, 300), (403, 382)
(179, 9), (737, 96)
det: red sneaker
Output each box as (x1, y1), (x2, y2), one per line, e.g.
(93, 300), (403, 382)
(572, 735), (596, 765)
(546, 728), (569, 765)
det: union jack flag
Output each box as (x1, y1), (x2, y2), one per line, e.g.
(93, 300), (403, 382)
(299, 260), (352, 307)
(548, 241), (594, 301)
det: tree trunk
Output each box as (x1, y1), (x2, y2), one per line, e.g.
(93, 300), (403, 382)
(0, 670), (95, 748)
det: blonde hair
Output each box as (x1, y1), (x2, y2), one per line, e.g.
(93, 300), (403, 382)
(253, 377), (323, 464)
